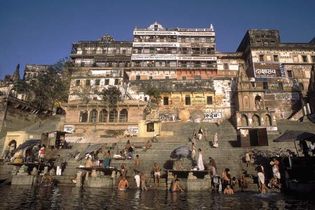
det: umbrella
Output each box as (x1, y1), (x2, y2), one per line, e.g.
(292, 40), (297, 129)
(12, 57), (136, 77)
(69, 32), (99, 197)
(13, 139), (41, 153)
(190, 110), (204, 123)
(170, 146), (191, 159)
(273, 130), (315, 142)
(78, 144), (103, 160)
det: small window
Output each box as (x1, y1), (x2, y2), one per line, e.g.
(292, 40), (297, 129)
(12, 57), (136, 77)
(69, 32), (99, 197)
(207, 96), (213, 105)
(86, 80), (90, 86)
(263, 82), (268, 90)
(136, 75), (140, 80)
(278, 82), (283, 90)
(147, 122), (154, 132)
(182, 76), (186, 80)
(287, 70), (293, 78)
(259, 55), (264, 62)
(104, 79), (109, 85)
(302, 55), (308, 63)
(149, 76), (153, 80)
(163, 97), (169, 105)
(89, 109), (98, 123)
(311, 56), (315, 63)
(114, 79), (119, 85)
(185, 96), (191, 105)
(95, 79), (100, 86)
(75, 80), (80, 86)
(223, 63), (229, 70)
(273, 55), (279, 62)
(79, 111), (88, 122)
(165, 76), (169, 80)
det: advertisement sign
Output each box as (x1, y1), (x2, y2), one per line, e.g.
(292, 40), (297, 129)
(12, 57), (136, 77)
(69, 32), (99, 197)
(204, 112), (222, 120)
(253, 62), (282, 78)
(128, 126), (139, 136)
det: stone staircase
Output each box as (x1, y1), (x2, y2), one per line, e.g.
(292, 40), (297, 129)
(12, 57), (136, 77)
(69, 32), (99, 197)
(2, 118), (313, 191)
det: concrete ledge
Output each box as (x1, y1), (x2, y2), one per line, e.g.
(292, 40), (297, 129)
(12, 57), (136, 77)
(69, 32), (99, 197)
(85, 176), (113, 188)
(11, 175), (37, 185)
(186, 179), (211, 191)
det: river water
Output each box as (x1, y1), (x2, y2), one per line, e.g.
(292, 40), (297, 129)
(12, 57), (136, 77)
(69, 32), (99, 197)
(0, 185), (314, 210)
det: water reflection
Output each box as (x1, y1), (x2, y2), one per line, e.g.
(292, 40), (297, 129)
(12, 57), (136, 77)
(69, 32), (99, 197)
(0, 186), (314, 210)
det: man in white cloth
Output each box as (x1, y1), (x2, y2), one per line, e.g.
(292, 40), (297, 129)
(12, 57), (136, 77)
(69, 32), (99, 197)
(134, 172), (140, 189)
(257, 165), (267, 193)
(213, 132), (219, 148)
(197, 148), (205, 170)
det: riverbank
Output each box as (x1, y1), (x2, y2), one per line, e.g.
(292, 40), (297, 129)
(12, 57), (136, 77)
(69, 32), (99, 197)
(0, 185), (314, 210)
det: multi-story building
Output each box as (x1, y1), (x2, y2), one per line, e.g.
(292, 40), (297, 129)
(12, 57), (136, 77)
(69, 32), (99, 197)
(23, 64), (50, 82)
(128, 22), (216, 81)
(64, 35), (146, 142)
(39, 24), (314, 143)
(236, 29), (315, 146)
(127, 22), (239, 123)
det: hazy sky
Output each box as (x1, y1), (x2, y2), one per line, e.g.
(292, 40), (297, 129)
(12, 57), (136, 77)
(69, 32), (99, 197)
(1, 0), (315, 79)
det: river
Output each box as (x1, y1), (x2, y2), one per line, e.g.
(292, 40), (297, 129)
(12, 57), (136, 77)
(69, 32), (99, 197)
(0, 185), (314, 210)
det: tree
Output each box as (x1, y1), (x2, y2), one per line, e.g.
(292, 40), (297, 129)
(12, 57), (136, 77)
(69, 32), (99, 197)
(146, 87), (161, 104)
(101, 86), (122, 107)
(29, 58), (71, 111)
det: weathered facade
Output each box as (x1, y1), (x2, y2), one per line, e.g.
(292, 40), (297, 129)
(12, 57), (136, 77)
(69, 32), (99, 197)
(2, 24), (314, 145)
(128, 22), (216, 81)
(23, 64), (50, 82)
(127, 23), (239, 123)
(236, 29), (315, 146)
(64, 35), (147, 142)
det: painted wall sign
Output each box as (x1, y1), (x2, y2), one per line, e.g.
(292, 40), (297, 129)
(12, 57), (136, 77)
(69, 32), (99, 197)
(204, 112), (222, 120)
(64, 125), (75, 134)
(128, 126), (139, 135)
(253, 62), (282, 78)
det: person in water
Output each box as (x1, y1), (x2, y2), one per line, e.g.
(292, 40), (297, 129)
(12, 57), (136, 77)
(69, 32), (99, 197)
(171, 178), (184, 192)
(118, 176), (129, 191)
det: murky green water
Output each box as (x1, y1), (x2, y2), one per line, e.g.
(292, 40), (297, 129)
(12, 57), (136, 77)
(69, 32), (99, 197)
(0, 186), (314, 210)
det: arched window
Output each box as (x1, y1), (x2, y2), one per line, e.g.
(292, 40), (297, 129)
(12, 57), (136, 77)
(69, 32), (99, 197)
(89, 109), (98, 123)
(243, 96), (249, 109)
(119, 109), (128, 122)
(265, 114), (272, 126)
(109, 109), (118, 122)
(99, 109), (108, 122)
(255, 95), (262, 110)
(252, 114), (261, 126)
(79, 111), (88, 122)
(241, 114), (249, 126)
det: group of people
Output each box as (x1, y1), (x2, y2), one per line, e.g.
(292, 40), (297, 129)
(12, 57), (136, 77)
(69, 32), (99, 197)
(255, 158), (282, 194)
(191, 128), (219, 149)
(117, 158), (162, 191)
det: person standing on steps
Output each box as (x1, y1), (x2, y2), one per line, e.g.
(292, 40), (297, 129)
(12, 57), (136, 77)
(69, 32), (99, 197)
(153, 162), (161, 187)
(256, 165), (267, 193)
(197, 128), (204, 141)
(212, 132), (219, 148)
(191, 142), (196, 160)
(197, 148), (205, 171)
(103, 150), (112, 168)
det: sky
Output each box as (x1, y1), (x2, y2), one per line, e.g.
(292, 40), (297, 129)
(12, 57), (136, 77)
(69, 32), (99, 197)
(1, 0), (315, 79)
